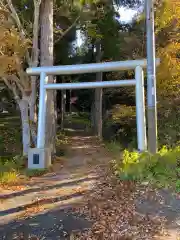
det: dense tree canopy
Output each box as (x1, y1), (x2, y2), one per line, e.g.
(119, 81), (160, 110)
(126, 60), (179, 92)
(0, 0), (179, 152)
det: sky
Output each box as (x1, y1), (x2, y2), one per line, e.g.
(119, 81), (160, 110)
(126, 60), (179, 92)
(118, 6), (137, 22)
(76, 7), (137, 47)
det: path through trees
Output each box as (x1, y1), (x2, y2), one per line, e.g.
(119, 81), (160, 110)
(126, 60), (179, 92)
(0, 129), (180, 239)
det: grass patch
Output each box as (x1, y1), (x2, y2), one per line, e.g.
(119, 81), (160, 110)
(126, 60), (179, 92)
(0, 170), (19, 185)
(24, 169), (48, 177)
(112, 146), (180, 192)
(0, 155), (25, 185)
(65, 112), (91, 127)
(105, 141), (122, 157)
(0, 113), (21, 156)
(0, 155), (25, 170)
(56, 131), (69, 156)
(0, 155), (48, 184)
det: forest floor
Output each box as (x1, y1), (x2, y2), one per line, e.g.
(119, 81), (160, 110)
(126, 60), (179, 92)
(0, 128), (180, 239)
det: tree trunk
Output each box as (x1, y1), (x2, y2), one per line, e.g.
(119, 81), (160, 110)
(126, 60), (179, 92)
(94, 41), (103, 139)
(30, 0), (41, 123)
(19, 99), (30, 156)
(40, 0), (56, 154)
(29, 95), (37, 146)
(61, 90), (66, 130)
(69, 90), (72, 114)
(29, 79), (37, 146)
(29, 1), (41, 146)
(91, 101), (95, 129)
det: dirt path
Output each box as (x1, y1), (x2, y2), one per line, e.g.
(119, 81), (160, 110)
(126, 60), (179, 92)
(0, 134), (111, 239)
(0, 133), (180, 239)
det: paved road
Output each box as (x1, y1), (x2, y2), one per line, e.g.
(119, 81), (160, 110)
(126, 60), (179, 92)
(0, 208), (92, 239)
(0, 135), (108, 240)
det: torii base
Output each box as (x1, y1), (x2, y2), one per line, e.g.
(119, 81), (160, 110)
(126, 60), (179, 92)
(28, 148), (51, 169)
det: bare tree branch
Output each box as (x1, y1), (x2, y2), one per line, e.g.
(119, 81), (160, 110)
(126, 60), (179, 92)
(7, 74), (25, 94)
(11, 73), (26, 94)
(55, 15), (80, 44)
(6, 0), (42, 123)
(3, 76), (20, 102)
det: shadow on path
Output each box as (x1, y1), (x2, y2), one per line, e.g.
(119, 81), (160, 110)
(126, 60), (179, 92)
(0, 190), (91, 217)
(0, 176), (97, 200)
(0, 129), (109, 239)
(136, 188), (180, 235)
(0, 206), (93, 239)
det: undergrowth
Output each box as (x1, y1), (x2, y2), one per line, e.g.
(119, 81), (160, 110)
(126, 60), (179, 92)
(0, 171), (19, 185)
(56, 131), (69, 156)
(24, 169), (48, 177)
(66, 112), (91, 126)
(0, 155), (47, 184)
(0, 155), (24, 184)
(105, 141), (122, 156)
(56, 131), (68, 146)
(112, 146), (180, 192)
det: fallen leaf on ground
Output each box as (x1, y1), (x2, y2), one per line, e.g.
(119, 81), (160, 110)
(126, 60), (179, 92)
(73, 167), (166, 240)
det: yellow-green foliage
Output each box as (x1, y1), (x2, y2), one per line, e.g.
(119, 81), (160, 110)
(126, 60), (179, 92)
(110, 105), (136, 122)
(0, 171), (19, 184)
(0, 6), (30, 89)
(158, 100), (180, 147)
(156, 0), (180, 98)
(0, 155), (25, 184)
(112, 146), (180, 192)
(56, 132), (69, 146)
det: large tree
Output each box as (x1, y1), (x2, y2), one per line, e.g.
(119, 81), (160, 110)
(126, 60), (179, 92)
(40, 0), (55, 155)
(0, 0), (84, 155)
(0, 0), (41, 155)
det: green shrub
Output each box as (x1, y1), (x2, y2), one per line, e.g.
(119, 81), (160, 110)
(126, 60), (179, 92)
(0, 155), (25, 184)
(0, 115), (21, 155)
(103, 105), (137, 148)
(65, 113), (91, 127)
(158, 102), (180, 148)
(104, 103), (180, 149)
(112, 146), (180, 192)
(24, 169), (48, 177)
(0, 155), (25, 170)
(56, 132), (68, 145)
(176, 179), (180, 193)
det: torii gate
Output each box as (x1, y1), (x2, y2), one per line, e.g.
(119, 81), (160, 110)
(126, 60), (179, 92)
(26, 59), (159, 169)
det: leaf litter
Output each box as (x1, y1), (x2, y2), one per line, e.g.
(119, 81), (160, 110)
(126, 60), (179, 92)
(71, 167), (167, 240)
